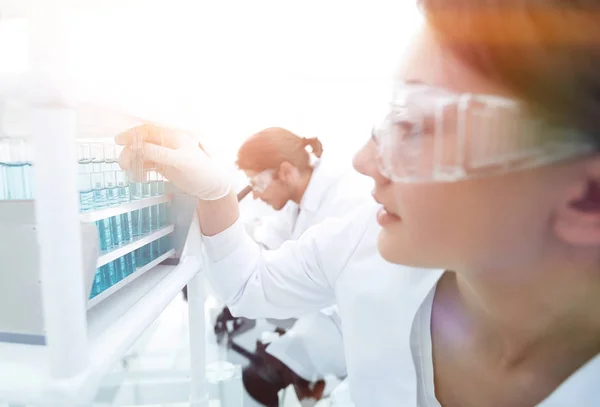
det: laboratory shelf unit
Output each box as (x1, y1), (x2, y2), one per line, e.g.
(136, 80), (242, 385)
(0, 258), (202, 406)
(96, 224), (175, 267)
(88, 248), (175, 309)
(80, 194), (172, 224)
(0, 3), (212, 406)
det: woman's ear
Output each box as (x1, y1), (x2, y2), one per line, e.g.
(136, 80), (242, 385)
(554, 158), (600, 246)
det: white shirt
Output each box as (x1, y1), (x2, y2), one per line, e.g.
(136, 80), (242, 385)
(202, 203), (600, 407)
(254, 154), (372, 250)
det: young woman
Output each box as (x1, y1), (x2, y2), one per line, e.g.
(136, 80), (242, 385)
(117, 1), (600, 405)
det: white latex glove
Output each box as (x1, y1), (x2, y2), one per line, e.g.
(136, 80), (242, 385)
(115, 124), (232, 200)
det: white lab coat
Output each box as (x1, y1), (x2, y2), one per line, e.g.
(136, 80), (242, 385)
(253, 154), (370, 383)
(253, 154), (372, 250)
(202, 203), (600, 407)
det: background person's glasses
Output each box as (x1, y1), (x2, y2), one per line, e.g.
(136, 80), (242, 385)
(372, 83), (594, 183)
(249, 169), (275, 193)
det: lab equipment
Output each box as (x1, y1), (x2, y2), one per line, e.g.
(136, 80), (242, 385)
(116, 170), (130, 203)
(77, 143), (93, 174)
(90, 143), (105, 173)
(105, 171), (120, 206)
(0, 138), (34, 200)
(96, 219), (112, 251)
(78, 173), (94, 212)
(92, 172), (108, 208)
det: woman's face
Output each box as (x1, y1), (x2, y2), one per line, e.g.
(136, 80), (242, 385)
(354, 23), (589, 272)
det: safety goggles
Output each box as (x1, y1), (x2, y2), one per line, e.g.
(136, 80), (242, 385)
(249, 169), (275, 193)
(372, 83), (595, 183)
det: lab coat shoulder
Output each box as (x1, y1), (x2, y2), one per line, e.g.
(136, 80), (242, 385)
(203, 202), (378, 319)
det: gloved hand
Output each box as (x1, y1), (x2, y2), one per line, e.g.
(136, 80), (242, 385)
(115, 124), (232, 201)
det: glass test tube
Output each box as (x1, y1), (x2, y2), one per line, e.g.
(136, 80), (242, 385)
(101, 262), (118, 287)
(141, 171), (152, 235)
(90, 143), (104, 173)
(105, 171), (119, 206)
(0, 138), (33, 200)
(104, 144), (118, 172)
(92, 172), (108, 208)
(96, 219), (112, 251)
(77, 143), (93, 174)
(78, 173), (94, 212)
(90, 268), (106, 298)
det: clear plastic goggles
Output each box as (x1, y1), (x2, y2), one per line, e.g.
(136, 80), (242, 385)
(249, 169), (275, 193)
(372, 83), (595, 183)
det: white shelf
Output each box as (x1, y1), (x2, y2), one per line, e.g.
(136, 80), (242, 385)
(80, 195), (172, 223)
(97, 225), (174, 267)
(88, 249), (175, 310)
(0, 257), (202, 406)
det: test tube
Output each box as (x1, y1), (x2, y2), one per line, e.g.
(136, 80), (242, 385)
(109, 215), (123, 248)
(141, 172), (153, 235)
(114, 256), (128, 281)
(104, 144), (118, 172)
(92, 172), (108, 208)
(1, 138), (33, 200)
(116, 171), (130, 203)
(124, 252), (137, 276)
(101, 262), (119, 287)
(78, 173), (94, 212)
(105, 171), (119, 206)
(150, 171), (160, 231)
(96, 219), (112, 251)
(77, 143), (92, 174)
(91, 143), (105, 173)
(90, 268), (106, 298)
(129, 130), (144, 200)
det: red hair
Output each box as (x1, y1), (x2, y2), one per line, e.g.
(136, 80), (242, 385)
(236, 127), (323, 172)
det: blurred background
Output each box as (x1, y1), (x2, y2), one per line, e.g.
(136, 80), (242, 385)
(1, 0), (421, 162)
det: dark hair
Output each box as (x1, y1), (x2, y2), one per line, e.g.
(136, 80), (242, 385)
(237, 127), (323, 172)
(418, 0), (600, 142)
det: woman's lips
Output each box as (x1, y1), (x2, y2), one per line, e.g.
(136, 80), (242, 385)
(377, 206), (401, 226)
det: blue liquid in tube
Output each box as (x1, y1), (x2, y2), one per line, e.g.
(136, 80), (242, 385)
(96, 219), (112, 251)
(151, 204), (160, 230)
(93, 187), (108, 209)
(107, 187), (119, 206)
(118, 185), (130, 203)
(131, 209), (142, 238)
(90, 269), (105, 298)
(125, 252), (136, 276)
(130, 182), (143, 200)
(114, 256), (128, 281)
(109, 216), (123, 247)
(120, 213), (132, 243)
(79, 189), (94, 212)
(4, 162), (32, 200)
(101, 262), (118, 287)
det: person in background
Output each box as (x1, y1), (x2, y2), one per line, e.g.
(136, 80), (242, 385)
(233, 127), (369, 405)
(237, 127), (371, 249)
(117, 1), (600, 405)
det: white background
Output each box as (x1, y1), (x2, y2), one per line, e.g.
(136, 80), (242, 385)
(1, 0), (422, 163)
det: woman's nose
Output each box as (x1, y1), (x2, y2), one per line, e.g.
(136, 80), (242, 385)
(353, 139), (390, 185)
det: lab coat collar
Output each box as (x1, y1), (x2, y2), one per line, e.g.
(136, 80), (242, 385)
(300, 154), (344, 213)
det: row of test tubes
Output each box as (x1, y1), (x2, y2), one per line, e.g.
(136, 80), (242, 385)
(90, 236), (173, 299)
(0, 138), (34, 200)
